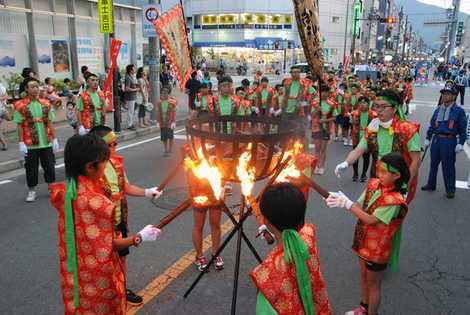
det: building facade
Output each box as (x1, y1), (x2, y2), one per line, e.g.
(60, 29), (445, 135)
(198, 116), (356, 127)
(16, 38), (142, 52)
(186, 0), (354, 67)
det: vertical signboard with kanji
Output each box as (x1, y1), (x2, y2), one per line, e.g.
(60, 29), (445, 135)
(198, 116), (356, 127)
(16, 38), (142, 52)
(98, 0), (113, 34)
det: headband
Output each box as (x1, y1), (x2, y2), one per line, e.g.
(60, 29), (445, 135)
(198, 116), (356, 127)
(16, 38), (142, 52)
(378, 96), (405, 121)
(102, 131), (116, 144)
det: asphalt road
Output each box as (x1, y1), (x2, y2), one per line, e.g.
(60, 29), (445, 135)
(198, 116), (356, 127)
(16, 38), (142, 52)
(0, 82), (469, 315)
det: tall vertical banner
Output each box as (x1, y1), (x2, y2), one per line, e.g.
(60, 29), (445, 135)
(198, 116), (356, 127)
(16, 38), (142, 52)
(98, 0), (114, 34)
(104, 39), (122, 111)
(153, 4), (192, 91)
(292, 0), (324, 80)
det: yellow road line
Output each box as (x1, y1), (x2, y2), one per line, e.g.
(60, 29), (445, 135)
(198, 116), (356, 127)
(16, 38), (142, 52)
(127, 218), (236, 314)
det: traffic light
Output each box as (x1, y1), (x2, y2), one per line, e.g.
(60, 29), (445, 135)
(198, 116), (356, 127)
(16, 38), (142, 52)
(380, 17), (397, 24)
(455, 21), (464, 46)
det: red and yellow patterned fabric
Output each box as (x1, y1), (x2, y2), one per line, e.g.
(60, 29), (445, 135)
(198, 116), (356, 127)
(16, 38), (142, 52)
(364, 117), (420, 202)
(403, 82), (413, 102)
(295, 153), (318, 201)
(250, 224), (332, 315)
(351, 110), (377, 146)
(50, 176), (126, 315)
(102, 155), (128, 228)
(352, 178), (408, 264)
(196, 93), (214, 112)
(310, 99), (337, 133)
(14, 97), (54, 146)
(156, 97), (177, 127)
(79, 91), (106, 130)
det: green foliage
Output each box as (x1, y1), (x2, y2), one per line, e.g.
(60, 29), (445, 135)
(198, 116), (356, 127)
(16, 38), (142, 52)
(1, 72), (23, 97)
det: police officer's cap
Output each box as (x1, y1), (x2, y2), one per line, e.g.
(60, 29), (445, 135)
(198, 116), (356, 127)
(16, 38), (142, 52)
(440, 81), (458, 95)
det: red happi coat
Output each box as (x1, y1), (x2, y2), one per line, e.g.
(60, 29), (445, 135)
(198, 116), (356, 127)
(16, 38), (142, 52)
(79, 91), (106, 129)
(282, 78), (311, 117)
(403, 82), (413, 102)
(352, 179), (408, 264)
(310, 99), (336, 133)
(14, 97), (54, 146)
(157, 98), (177, 128)
(256, 86), (275, 111)
(351, 109), (377, 146)
(364, 117), (420, 203)
(250, 224), (332, 315)
(196, 93), (214, 112)
(50, 176), (126, 315)
(295, 153), (318, 201)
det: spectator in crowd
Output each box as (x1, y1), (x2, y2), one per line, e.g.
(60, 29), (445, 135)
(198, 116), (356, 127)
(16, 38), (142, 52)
(44, 77), (62, 108)
(136, 67), (150, 128)
(455, 70), (468, 106)
(0, 82), (10, 150)
(185, 71), (202, 112)
(124, 64), (139, 131)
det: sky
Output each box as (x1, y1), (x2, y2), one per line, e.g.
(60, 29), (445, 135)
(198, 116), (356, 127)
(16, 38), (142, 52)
(417, 0), (470, 15)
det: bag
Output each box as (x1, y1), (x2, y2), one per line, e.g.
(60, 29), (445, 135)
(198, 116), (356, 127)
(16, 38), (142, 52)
(145, 102), (154, 112)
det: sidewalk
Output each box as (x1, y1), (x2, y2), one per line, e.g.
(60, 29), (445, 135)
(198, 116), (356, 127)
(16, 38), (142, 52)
(0, 89), (190, 174)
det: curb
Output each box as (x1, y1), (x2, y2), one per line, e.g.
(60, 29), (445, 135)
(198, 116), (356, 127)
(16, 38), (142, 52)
(0, 118), (187, 175)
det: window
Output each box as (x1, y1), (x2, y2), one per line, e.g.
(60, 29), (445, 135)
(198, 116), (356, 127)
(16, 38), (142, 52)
(332, 16), (340, 24)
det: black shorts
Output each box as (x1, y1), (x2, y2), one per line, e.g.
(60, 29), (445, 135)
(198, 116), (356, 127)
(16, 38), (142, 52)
(365, 259), (387, 272)
(341, 117), (351, 129)
(116, 222), (129, 257)
(138, 103), (146, 118)
(161, 127), (174, 141)
(312, 129), (330, 141)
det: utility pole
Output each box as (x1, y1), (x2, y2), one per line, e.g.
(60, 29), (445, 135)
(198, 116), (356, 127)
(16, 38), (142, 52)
(446, 0), (461, 63)
(364, 10), (374, 65)
(395, 6), (403, 56)
(342, 0), (350, 65)
(24, 0), (39, 77)
(401, 15), (408, 60)
(148, 0), (161, 122)
(407, 24), (413, 60)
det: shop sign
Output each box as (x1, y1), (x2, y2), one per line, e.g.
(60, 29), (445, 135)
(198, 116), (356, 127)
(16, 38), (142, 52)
(202, 15), (218, 24)
(98, 0), (113, 34)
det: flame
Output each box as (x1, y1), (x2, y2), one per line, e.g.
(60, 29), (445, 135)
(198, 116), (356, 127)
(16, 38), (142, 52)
(236, 143), (256, 196)
(276, 141), (303, 183)
(193, 196), (209, 205)
(185, 148), (223, 200)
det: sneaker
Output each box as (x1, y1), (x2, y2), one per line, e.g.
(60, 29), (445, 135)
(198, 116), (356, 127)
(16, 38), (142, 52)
(352, 175), (358, 182)
(126, 289), (143, 305)
(344, 305), (367, 315)
(343, 138), (348, 146)
(421, 184), (436, 191)
(446, 192), (455, 199)
(214, 256), (224, 270)
(26, 191), (37, 202)
(348, 139), (353, 146)
(360, 175), (368, 183)
(317, 168), (325, 175)
(195, 255), (208, 272)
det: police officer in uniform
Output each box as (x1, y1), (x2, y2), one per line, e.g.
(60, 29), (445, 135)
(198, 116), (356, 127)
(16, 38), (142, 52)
(421, 82), (468, 198)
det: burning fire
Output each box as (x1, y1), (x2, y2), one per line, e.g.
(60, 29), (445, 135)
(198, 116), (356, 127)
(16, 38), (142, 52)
(236, 143), (256, 197)
(276, 141), (303, 183)
(184, 148), (223, 202)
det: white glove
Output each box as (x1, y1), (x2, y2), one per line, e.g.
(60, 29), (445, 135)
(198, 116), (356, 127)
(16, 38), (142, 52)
(138, 225), (161, 242)
(325, 191), (354, 210)
(170, 122), (176, 130)
(252, 106), (260, 115)
(275, 109), (282, 117)
(301, 101), (308, 107)
(307, 114), (312, 122)
(78, 125), (88, 135)
(269, 107), (275, 115)
(145, 187), (163, 199)
(18, 142), (28, 156)
(424, 139), (430, 148)
(455, 144), (464, 154)
(52, 138), (59, 153)
(334, 161), (349, 178)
